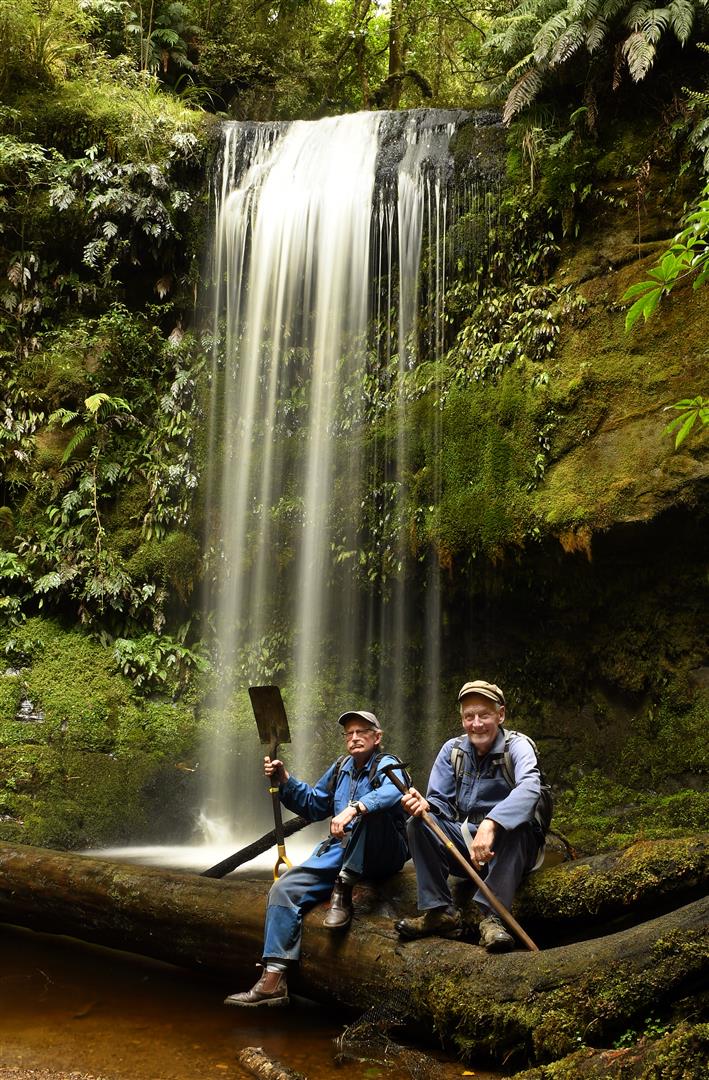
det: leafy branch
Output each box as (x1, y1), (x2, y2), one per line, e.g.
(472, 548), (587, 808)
(622, 181), (709, 448)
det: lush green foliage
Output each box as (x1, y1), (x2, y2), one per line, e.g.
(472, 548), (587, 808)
(623, 179), (709, 329)
(622, 179), (709, 446)
(488, 0), (709, 122)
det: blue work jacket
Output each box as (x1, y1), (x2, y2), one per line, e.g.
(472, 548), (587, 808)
(426, 727), (541, 832)
(279, 751), (406, 825)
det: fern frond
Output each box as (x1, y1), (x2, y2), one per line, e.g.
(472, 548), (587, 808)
(503, 65), (547, 123)
(586, 15), (610, 50)
(61, 425), (93, 464)
(641, 9), (672, 46)
(625, 1), (653, 28)
(533, 12), (573, 61)
(550, 21), (587, 65)
(601, 0), (632, 18)
(506, 51), (539, 79)
(623, 29), (657, 79)
(568, 0), (600, 19)
(668, 0), (695, 43)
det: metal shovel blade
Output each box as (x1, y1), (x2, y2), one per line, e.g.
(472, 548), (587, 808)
(248, 685), (291, 749)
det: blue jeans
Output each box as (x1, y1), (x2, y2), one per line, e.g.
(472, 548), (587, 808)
(406, 814), (540, 914)
(262, 815), (408, 961)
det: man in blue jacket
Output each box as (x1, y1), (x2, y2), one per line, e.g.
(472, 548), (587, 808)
(225, 709), (408, 1007)
(395, 680), (543, 952)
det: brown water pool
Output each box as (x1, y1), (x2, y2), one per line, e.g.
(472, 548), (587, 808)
(0, 924), (496, 1080)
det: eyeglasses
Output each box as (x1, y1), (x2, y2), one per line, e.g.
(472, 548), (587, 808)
(343, 727), (376, 740)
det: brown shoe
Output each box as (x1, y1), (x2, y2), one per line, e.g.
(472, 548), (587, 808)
(323, 877), (354, 930)
(478, 914), (515, 953)
(395, 907), (462, 940)
(223, 969), (289, 1007)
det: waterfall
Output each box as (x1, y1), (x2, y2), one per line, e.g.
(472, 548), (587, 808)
(204, 110), (498, 834)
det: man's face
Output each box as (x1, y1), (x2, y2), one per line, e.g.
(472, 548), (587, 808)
(460, 693), (504, 756)
(343, 718), (382, 767)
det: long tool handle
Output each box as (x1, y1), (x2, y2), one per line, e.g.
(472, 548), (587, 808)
(383, 764), (539, 952)
(269, 739), (292, 880)
(201, 816), (310, 878)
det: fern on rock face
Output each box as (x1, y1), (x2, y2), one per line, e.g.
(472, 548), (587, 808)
(489, 0), (709, 121)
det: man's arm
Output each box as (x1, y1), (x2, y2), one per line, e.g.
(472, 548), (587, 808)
(277, 761), (339, 822)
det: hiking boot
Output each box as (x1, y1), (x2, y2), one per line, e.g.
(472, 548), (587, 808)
(223, 969), (289, 1007)
(478, 914), (515, 953)
(395, 907), (463, 940)
(323, 877), (354, 930)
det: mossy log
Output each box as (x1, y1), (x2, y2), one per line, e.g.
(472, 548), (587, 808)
(511, 1023), (709, 1078)
(513, 835), (709, 934)
(0, 840), (707, 1067)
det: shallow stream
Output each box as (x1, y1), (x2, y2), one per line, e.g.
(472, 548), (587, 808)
(0, 921), (496, 1080)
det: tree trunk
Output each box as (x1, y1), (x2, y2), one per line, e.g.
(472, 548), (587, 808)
(0, 840), (706, 1066)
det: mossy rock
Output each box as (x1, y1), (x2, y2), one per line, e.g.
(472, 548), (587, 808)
(125, 531), (201, 600)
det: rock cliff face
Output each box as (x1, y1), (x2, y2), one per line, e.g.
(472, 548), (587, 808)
(404, 155), (709, 820)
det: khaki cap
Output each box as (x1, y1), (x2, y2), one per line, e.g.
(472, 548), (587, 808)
(458, 680), (505, 707)
(338, 710), (382, 731)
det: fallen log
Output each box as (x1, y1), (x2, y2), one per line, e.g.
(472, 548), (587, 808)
(0, 840), (706, 1067)
(510, 1023), (709, 1078)
(513, 835), (709, 934)
(237, 1047), (306, 1080)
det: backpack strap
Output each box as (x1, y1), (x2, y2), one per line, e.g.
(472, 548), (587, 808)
(325, 754), (349, 804)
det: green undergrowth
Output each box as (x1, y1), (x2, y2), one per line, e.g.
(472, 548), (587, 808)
(553, 775), (709, 855)
(0, 617), (200, 848)
(8, 55), (211, 163)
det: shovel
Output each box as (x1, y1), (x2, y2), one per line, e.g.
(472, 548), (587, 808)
(248, 685), (293, 880)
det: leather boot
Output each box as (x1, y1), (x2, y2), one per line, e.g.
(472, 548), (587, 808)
(478, 913), (515, 953)
(223, 968), (289, 1007)
(395, 906), (463, 940)
(323, 877), (354, 930)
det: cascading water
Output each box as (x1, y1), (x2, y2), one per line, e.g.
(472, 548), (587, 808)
(203, 110), (501, 839)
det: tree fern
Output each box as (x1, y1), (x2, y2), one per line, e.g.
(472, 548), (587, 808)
(503, 64), (548, 123)
(622, 29), (657, 79)
(533, 12), (574, 61)
(550, 21), (588, 64)
(491, 0), (709, 120)
(668, 0), (697, 41)
(586, 15), (610, 50)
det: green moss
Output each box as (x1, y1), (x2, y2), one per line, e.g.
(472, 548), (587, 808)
(518, 836), (708, 922)
(0, 505), (15, 543)
(551, 769), (709, 854)
(511, 1023), (709, 1078)
(0, 618), (201, 848)
(0, 674), (23, 723)
(125, 531), (201, 600)
(418, 371), (540, 556)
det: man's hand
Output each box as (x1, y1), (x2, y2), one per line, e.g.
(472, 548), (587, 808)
(330, 804), (361, 838)
(471, 818), (497, 866)
(264, 756), (289, 785)
(401, 787), (430, 817)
